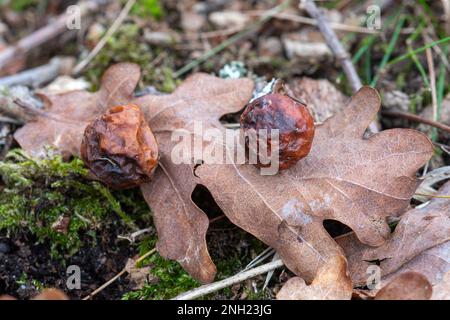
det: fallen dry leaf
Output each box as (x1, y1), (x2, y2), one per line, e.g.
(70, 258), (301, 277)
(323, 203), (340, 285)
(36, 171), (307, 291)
(432, 270), (450, 300)
(32, 289), (69, 300)
(133, 74), (254, 283)
(277, 255), (352, 300)
(381, 241), (450, 290)
(14, 63), (254, 283)
(337, 181), (450, 286)
(124, 258), (153, 290)
(0, 289), (69, 300)
(196, 86), (433, 282)
(14, 62), (141, 158)
(14, 63), (434, 285)
(287, 77), (348, 123)
(374, 272), (432, 300)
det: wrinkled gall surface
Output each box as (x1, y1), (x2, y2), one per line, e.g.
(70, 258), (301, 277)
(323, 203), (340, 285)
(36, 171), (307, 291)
(81, 104), (158, 189)
(240, 93), (315, 170)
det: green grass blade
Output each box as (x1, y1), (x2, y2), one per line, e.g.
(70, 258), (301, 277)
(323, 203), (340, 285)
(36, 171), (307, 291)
(388, 36), (450, 66)
(371, 15), (407, 86)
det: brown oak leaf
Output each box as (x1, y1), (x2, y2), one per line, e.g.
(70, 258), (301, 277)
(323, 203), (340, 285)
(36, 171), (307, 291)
(15, 62), (141, 159)
(196, 87), (433, 282)
(337, 181), (450, 286)
(276, 255), (352, 300)
(381, 241), (450, 294)
(13, 63), (434, 285)
(287, 77), (348, 123)
(374, 272), (432, 300)
(133, 73), (254, 283)
(432, 270), (450, 300)
(13, 63), (254, 283)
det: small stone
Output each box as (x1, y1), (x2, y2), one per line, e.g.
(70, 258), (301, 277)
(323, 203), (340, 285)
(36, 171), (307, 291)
(0, 242), (10, 254)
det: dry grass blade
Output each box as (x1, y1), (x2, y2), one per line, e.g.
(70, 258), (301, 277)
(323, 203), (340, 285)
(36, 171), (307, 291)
(73, 0), (136, 74)
(82, 248), (156, 300)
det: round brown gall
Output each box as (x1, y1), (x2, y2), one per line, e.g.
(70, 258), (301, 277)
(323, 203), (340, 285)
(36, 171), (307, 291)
(81, 104), (158, 189)
(240, 93), (315, 171)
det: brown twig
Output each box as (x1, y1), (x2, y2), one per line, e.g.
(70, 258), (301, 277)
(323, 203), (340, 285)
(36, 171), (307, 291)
(0, 90), (41, 124)
(381, 110), (450, 134)
(2, 98), (84, 125)
(300, 0), (379, 134)
(301, 0), (362, 93)
(247, 11), (378, 34)
(209, 214), (226, 224)
(0, 1), (101, 71)
(82, 248), (156, 300)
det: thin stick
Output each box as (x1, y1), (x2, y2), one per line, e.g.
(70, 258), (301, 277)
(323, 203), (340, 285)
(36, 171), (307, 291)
(172, 259), (284, 300)
(301, 0), (379, 133)
(82, 248), (156, 300)
(0, 1), (100, 71)
(247, 11), (378, 34)
(381, 110), (450, 134)
(425, 43), (438, 141)
(209, 214), (226, 224)
(135, 248), (157, 265)
(301, 0), (362, 93)
(0, 57), (74, 87)
(82, 269), (127, 300)
(12, 98), (83, 125)
(414, 193), (450, 199)
(72, 0), (136, 74)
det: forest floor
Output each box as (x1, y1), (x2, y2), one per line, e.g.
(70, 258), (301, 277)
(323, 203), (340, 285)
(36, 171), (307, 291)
(0, 0), (449, 300)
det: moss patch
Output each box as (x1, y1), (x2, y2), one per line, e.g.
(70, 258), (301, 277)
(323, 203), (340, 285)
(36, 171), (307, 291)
(0, 149), (147, 260)
(85, 23), (179, 93)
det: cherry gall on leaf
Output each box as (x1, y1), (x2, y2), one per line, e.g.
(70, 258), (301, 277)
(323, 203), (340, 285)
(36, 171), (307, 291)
(81, 104), (158, 189)
(240, 93), (315, 171)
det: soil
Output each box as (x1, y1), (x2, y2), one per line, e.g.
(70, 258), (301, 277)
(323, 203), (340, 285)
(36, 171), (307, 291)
(0, 225), (136, 300)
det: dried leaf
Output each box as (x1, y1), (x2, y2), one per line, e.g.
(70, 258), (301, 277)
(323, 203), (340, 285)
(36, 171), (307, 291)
(0, 289), (69, 300)
(134, 74), (254, 283)
(196, 87), (433, 282)
(14, 63), (141, 158)
(337, 181), (450, 286)
(381, 241), (450, 289)
(14, 64), (254, 283)
(374, 272), (432, 300)
(286, 77), (348, 123)
(14, 64), (434, 286)
(124, 258), (153, 290)
(277, 255), (352, 300)
(432, 270), (450, 300)
(32, 289), (69, 300)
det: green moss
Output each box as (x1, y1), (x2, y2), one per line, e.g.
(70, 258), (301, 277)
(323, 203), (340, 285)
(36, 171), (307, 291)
(16, 272), (45, 291)
(0, 0), (39, 11)
(122, 234), (268, 300)
(131, 0), (164, 20)
(244, 287), (272, 300)
(122, 236), (199, 300)
(0, 149), (148, 260)
(85, 23), (179, 93)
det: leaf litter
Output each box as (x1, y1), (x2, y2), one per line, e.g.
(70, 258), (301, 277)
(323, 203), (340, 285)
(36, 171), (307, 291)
(11, 62), (450, 299)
